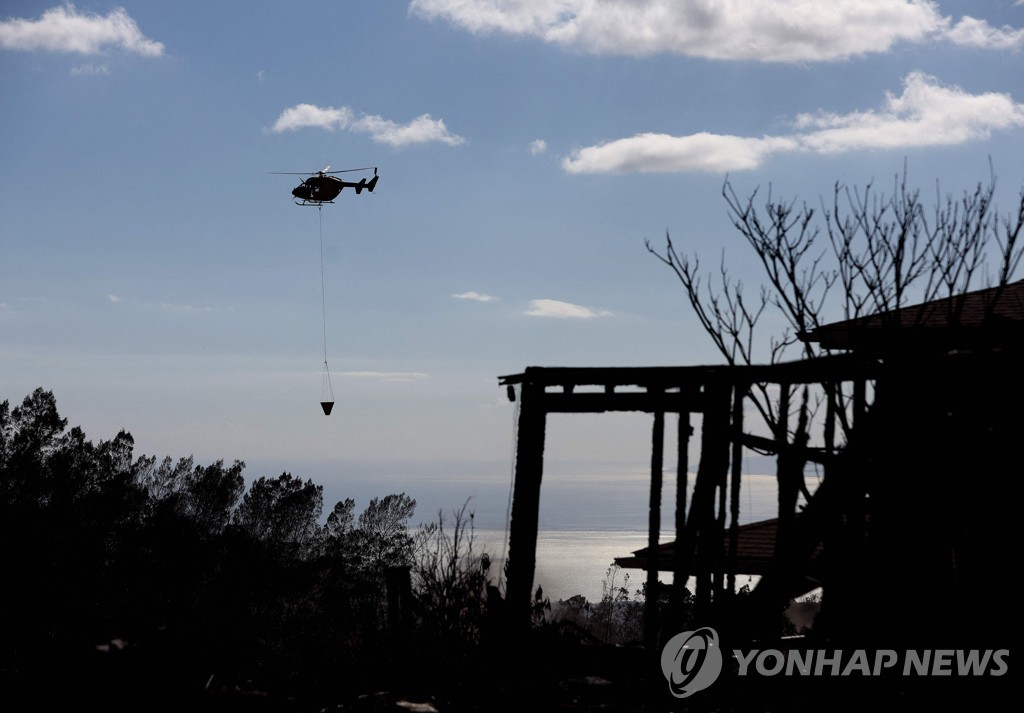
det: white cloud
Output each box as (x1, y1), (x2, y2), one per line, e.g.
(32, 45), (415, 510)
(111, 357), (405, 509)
(270, 103), (465, 147)
(563, 132), (799, 174)
(530, 139), (548, 155)
(794, 72), (1024, 153)
(339, 371), (429, 382)
(271, 104), (354, 132)
(257, 69), (266, 82)
(352, 113), (466, 147)
(453, 291), (498, 302)
(562, 73), (1024, 174)
(107, 294), (121, 303)
(70, 62), (109, 76)
(524, 298), (613, 318)
(409, 0), (1022, 61)
(0, 4), (165, 56)
(945, 16), (1024, 50)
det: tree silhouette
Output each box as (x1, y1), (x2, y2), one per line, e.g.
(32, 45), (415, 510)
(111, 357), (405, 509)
(0, 388), (503, 706)
(356, 492), (417, 570)
(232, 471), (324, 554)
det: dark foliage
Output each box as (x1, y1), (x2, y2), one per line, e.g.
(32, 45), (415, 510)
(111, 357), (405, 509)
(0, 388), (476, 709)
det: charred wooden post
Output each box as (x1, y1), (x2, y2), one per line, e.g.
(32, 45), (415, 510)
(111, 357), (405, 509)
(667, 410), (692, 630)
(770, 384), (814, 604)
(824, 381), (836, 454)
(853, 378), (866, 428)
(713, 387), (730, 600)
(644, 406), (665, 650)
(773, 383), (796, 551)
(726, 383), (746, 599)
(691, 382), (731, 620)
(504, 381), (547, 633)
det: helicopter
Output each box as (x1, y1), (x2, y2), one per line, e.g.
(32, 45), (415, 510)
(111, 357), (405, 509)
(271, 165), (379, 206)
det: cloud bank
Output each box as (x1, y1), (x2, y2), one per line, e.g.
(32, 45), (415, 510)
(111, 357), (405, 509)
(270, 104), (465, 147)
(409, 0), (1023, 62)
(562, 73), (1024, 174)
(0, 4), (165, 56)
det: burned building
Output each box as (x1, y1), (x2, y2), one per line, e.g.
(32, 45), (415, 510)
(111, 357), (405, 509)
(499, 279), (1022, 650)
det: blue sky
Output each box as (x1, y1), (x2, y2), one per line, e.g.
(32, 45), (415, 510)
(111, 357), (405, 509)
(2, 1), (1023, 524)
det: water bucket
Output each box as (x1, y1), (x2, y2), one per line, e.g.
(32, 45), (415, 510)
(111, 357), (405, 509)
(321, 401), (334, 416)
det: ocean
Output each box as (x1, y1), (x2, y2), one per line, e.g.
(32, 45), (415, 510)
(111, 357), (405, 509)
(468, 528), (698, 604)
(402, 461), (791, 604)
(259, 456), (804, 604)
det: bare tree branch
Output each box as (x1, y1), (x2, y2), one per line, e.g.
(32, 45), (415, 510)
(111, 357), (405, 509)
(649, 161), (1024, 448)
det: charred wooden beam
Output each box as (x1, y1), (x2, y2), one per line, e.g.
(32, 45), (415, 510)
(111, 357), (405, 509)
(540, 391), (699, 414)
(498, 354), (881, 390)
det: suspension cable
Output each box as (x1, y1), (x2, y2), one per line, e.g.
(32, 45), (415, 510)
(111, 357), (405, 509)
(319, 205), (328, 365)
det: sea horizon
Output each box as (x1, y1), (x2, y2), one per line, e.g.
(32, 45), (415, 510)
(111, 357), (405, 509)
(247, 456), (794, 603)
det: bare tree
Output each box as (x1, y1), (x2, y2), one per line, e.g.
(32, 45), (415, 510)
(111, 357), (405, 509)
(646, 163), (1024, 636)
(647, 161), (1024, 442)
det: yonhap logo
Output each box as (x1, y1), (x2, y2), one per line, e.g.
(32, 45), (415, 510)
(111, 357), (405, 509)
(660, 626), (1009, 697)
(660, 627), (723, 698)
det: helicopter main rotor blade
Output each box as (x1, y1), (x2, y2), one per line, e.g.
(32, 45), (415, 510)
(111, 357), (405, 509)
(323, 166), (376, 174)
(270, 166), (377, 175)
